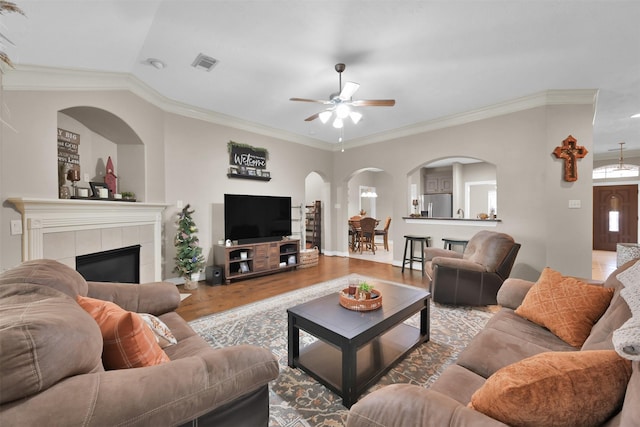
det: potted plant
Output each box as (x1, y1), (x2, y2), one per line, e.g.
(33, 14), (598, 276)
(121, 191), (135, 201)
(174, 204), (205, 290)
(358, 281), (374, 300)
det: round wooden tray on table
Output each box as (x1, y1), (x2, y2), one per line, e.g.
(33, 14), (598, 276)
(339, 288), (382, 311)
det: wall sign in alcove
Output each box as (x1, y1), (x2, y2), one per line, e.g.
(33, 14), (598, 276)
(57, 128), (81, 198)
(227, 141), (271, 181)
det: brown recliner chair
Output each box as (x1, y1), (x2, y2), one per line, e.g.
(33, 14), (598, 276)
(425, 230), (520, 306)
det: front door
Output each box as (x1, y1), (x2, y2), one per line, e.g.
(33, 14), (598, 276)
(593, 185), (638, 251)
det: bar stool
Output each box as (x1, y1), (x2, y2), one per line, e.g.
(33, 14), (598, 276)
(442, 237), (469, 253)
(401, 235), (431, 275)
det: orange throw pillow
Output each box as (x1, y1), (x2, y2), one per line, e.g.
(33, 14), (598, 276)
(469, 350), (632, 427)
(515, 267), (613, 347)
(77, 295), (169, 369)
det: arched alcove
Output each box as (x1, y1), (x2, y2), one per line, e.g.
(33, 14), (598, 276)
(57, 106), (145, 200)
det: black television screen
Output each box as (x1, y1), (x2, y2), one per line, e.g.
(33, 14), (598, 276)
(224, 194), (292, 244)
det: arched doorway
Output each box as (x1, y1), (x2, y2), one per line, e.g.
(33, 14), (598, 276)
(305, 171), (329, 252)
(347, 168), (393, 264)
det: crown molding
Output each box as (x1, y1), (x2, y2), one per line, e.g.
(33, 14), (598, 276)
(2, 64), (329, 150)
(3, 65), (596, 153)
(341, 89), (598, 150)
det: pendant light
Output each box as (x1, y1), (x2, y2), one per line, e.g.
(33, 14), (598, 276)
(613, 142), (631, 171)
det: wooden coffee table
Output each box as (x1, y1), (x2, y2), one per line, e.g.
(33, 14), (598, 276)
(287, 279), (430, 408)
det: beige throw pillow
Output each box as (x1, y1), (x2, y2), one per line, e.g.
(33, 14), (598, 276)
(139, 313), (177, 348)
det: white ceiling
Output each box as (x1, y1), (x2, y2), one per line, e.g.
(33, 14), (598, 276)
(3, 1), (640, 156)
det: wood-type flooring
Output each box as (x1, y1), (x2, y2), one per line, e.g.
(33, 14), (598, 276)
(176, 256), (429, 322)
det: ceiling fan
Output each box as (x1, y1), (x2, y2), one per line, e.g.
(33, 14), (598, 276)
(290, 63), (395, 129)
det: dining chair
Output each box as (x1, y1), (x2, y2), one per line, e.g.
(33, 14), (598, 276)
(348, 216), (362, 251)
(358, 217), (378, 254)
(348, 222), (360, 252)
(374, 216), (391, 251)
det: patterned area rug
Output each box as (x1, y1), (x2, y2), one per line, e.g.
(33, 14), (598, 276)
(189, 275), (493, 427)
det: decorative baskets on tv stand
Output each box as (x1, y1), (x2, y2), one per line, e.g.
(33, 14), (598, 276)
(339, 289), (382, 311)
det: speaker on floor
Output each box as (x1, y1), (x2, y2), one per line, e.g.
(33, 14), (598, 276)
(205, 265), (223, 285)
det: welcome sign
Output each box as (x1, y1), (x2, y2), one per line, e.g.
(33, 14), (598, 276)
(229, 143), (267, 170)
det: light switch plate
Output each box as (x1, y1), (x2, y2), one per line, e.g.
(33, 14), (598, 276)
(568, 199), (581, 209)
(10, 220), (22, 235)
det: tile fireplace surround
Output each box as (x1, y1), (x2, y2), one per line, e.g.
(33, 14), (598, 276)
(8, 198), (168, 283)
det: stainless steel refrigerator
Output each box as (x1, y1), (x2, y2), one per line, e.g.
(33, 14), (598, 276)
(421, 193), (453, 218)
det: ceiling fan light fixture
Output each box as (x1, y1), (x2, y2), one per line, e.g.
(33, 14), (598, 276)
(319, 111), (332, 123)
(336, 104), (351, 119)
(290, 63), (395, 132)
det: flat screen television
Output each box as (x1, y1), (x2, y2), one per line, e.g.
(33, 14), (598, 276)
(224, 194), (292, 244)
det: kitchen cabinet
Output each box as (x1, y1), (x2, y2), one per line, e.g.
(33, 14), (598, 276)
(425, 175), (453, 194)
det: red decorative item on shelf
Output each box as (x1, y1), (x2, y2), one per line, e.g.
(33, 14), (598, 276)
(104, 156), (117, 195)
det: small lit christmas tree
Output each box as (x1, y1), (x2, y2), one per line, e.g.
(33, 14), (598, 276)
(174, 204), (205, 289)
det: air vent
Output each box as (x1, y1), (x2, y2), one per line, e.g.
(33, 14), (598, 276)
(191, 53), (218, 72)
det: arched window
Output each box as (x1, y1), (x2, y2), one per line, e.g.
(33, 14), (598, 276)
(593, 164), (639, 180)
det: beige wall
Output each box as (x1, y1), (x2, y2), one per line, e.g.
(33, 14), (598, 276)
(332, 105), (594, 280)
(1, 79), (595, 280)
(161, 112), (332, 278)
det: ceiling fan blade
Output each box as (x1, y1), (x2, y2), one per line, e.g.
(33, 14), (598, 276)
(339, 81), (360, 100)
(290, 97), (333, 105)
(304, 112), (320, 122)
(351, 99), (396, 107)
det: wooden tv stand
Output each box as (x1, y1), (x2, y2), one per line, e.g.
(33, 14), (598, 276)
(214, 239), (300, 284)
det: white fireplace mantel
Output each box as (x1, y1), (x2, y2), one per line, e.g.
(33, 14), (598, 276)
(8, 198), (168, 282)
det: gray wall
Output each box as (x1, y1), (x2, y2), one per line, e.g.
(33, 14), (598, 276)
(1, 74), (595, 280)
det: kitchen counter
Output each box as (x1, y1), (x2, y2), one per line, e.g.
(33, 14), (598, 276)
(402, 216), (501, 226)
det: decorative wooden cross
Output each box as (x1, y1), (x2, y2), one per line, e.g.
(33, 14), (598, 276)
(553, 135), (588, 182)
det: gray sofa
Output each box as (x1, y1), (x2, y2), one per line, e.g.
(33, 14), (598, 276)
(347, 261), (639, 426)
(0, 259), (279, 426)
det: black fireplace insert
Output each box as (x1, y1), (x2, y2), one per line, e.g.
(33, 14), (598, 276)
(76, 245), (141, 283)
